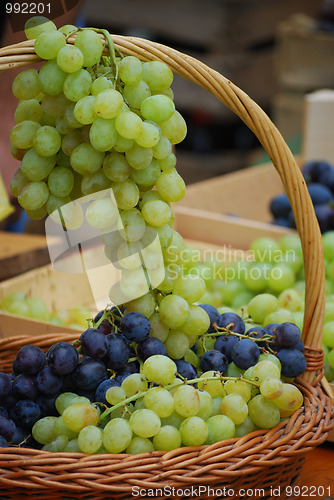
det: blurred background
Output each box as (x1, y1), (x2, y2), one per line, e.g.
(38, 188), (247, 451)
(1, 0), (333, 230)
(80, 0), (333, 183)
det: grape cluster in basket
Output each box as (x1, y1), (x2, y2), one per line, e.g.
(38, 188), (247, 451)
(0, 307), (306, 453)
(270, 160), (334, 233)
(9, 16), (186, 231)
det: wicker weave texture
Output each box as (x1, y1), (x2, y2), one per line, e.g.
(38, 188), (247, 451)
(0, 335), (332, 496)
(0, 36), (326, 385)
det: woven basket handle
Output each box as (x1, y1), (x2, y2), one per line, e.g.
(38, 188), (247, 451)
(0, 36), (325, 384)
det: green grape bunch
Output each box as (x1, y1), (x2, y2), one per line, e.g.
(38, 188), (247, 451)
(9, 16), (191, 307)
(9, 16), (187, 227)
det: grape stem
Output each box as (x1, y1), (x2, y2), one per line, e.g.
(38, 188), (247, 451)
(91, 28), (123, 86)
(92, 305), (123, 332)
(204, 325), (275, 344)
(98, 374), (260, 422)
(66, 27), (123, 87)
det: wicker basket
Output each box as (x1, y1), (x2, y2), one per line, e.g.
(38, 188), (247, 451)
(0, 34), (333, 500)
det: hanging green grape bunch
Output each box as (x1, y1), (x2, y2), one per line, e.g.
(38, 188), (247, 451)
(9, 15), (187, 229)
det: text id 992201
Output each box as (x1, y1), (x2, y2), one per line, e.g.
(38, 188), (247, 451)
(5, 3), (51, 15)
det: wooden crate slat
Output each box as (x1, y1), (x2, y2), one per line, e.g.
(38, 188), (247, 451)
(276, 15), (334, 91)
(177, 163), (285, 222)
(0, 231), (51, 281)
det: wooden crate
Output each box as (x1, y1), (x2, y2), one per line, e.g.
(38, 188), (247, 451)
(175, 161), (296, 248)
(0, 243), (121, 337)
(0, 231), (52, 281)
(276, 14), (334, 92)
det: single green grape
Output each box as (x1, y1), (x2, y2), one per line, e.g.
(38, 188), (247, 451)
(34, 31), (66, 60)
(74, 29), (104, 67)
(129, 409), (161, 438)
(179, 416), (208, 446)
(152, 425), (181, 451)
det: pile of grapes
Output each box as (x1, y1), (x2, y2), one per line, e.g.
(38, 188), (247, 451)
(270, 160), (334, 233)
(0, 307), (306, 453)
(0, 16), (312, 454)
(0, 292), (92, 330)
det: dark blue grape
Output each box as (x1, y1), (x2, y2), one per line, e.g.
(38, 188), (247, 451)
(61, 372), (76, 393)
(318, 165), (334, 192)
(114, 373), (131, 385)
(46, 342), (79, 375)
(0, 436), (7, 447)
(308, 183), (333, 205)
(200, 349), (228, 374)
(174, 359), (198, 380)
(272, 217), (290, 228)
(75, 388), (97, 402)
(247, 326), (267, 348)
(95, 379), (119, 405)
(219, 312), (245, 335)
(276, 349), (307, 378)
(11, 425), (40, 448)
(97, 320), (113, 335)
(270, 194), (291, 219)
(120, 312), (151, 343)
(0, 372), (12, 399)
(10, 400), (41, 428)
(302, 160), (332, 183)
(264, 323), (280, 350)
(72, 357), (108, 391)
(12, 374), (38, 400)
(80, 328), (108, 359)
(264, 323), (279, 336)
(103, 333), (131, 370)
(231, 338), (260, 369)
(0, 415), (16, 441)
(11, 358), (21, 377)
(314, 204), (334, 233)
(15, 345), (46, 375)
(0, 406), (9, 418)
(36, 367), (63, 395)
(295, 338), (305, 352)
(136, 336), (168, 362)
(36, 393), (59, 417)
(94, 307), (123, 327)
(191, 342), (198, 354)
(116, 360), (140, 377)
(93, 311), (104, 323)
(214, 334), (239, 362)
(0, 393), (18, 411)
(109, 306), (125, 324)
(199, 304), (220, 333)
(275, 322), (301, 349)
(288, 210), (296, 229)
